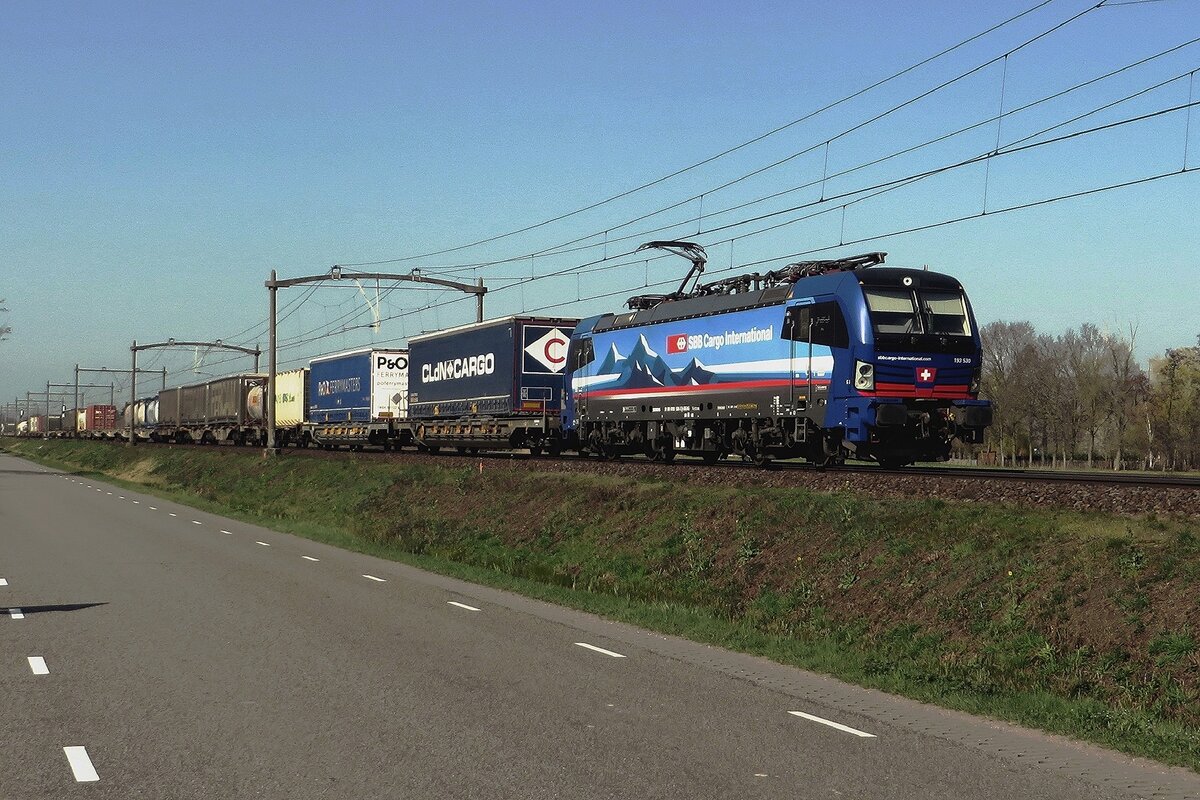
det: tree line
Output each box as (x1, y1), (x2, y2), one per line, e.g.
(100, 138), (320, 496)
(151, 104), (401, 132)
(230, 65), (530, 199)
(976, 321), (1200, 471)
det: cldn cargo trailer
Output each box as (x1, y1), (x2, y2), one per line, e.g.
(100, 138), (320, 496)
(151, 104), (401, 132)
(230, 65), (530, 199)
(406, 315), (578, 454)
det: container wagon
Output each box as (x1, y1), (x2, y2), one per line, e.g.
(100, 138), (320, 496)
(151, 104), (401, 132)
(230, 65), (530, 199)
(306, 350), (407, 449)
(250, 367), (309, 447)
(406, 316), (578, 454)
(158, 375), (265, 445)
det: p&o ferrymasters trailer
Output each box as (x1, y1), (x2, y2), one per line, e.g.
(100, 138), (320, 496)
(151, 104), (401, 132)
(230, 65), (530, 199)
(306, 348), (409, 450)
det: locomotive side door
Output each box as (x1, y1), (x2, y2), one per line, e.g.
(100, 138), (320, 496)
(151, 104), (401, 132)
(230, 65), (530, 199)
(783, 303), (813, 413)
(570, 335), (595, 421)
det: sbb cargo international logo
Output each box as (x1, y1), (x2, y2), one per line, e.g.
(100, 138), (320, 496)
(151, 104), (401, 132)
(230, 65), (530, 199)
(666, 334), (688, 354)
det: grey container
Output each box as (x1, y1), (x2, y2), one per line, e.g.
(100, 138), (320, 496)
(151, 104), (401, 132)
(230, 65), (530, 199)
(158, 387), (182, 427)
(175, 374), (264, 426)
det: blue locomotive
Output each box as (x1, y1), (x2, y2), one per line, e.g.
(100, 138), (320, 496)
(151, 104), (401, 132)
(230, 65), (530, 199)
(562, 242), (992, 466)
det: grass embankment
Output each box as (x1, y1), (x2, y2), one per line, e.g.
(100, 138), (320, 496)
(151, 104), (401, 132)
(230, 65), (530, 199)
(5, 438), (1198, 769)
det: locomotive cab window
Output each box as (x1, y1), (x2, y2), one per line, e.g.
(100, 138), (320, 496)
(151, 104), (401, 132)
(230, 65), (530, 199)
(918, 290), (971, 336)
(784, 301), (848, 348)
(864, 288), (921, 335)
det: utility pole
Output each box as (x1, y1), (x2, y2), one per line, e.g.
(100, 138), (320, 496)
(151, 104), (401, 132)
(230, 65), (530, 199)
(130, 340), (137, 445)
(267, 269), (277, 455)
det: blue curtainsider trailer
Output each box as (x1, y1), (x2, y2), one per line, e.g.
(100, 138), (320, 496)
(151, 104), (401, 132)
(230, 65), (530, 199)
(406, 316), (578, 454)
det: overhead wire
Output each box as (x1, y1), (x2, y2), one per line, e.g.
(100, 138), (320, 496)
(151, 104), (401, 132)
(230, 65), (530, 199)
(336, 0), (1071, 268)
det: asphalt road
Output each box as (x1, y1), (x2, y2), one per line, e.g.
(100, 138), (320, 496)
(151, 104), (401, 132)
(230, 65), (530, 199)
(2, 451), (1197, 799)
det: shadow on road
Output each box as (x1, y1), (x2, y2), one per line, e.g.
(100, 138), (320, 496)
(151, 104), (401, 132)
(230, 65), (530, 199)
(5, 603), (108, 615)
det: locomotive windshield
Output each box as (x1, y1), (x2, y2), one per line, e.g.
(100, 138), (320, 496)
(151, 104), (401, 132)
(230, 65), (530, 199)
(864, 289), (921, 334)
(863, 287), (971, 337)
(920, 289), (971, 336)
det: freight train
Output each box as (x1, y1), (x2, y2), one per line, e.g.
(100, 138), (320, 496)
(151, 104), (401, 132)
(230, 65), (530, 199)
(13, 246), (992, 466)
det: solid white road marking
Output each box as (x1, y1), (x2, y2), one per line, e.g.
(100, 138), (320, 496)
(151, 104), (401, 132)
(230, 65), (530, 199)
(448, 601), (480, 611)
(301, 556), (320, 562)
(256, 541), (270, 547)
(192, 520), (202, 525)
(574, 642), (626, 658)
(362, 574), (387, 582)
(788, 711), (876, 738)
(63, 746), (99, 782)
(221, 530), (232, 535)
(9, 608), (24, 620)
(28, 656), (49, 675)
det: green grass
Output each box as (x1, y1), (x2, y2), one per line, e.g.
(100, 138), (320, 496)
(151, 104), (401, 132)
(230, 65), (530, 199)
(5, 437), (1199, 770)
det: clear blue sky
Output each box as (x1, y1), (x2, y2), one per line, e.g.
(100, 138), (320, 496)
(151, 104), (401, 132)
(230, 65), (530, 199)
(2, 0), (1198, 407)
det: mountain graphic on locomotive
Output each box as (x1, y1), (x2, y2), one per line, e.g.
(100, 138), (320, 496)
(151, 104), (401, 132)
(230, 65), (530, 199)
(562, 242), (993, 467)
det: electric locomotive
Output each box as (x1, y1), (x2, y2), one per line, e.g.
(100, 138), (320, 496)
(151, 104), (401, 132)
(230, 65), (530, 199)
(562, 241), (992, 466)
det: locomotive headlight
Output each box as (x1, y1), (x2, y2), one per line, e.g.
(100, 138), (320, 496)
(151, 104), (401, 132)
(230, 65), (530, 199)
(854, 360), (875, 391)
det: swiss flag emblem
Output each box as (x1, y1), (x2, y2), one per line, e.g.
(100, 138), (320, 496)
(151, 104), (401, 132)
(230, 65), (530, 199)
(915, 366), (937, 384)
(667, 334), (689, 354)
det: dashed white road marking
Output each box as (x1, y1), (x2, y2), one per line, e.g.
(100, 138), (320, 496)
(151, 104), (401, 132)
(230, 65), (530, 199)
(118, 496), (125, 499)
(149, 506), (157, 510)
(574, 642), (626, 658)
(301, 556), (320, 562)
(28, 656), (49, 675)
(448, 601), (480, 611)
(788, 711), (876, 738)
(362, 574), (387, 582)
(106, 492), (112, 495)
(168, 513), (177, 517)
(191, 520), (202, 525)
(63, 746), (99, 782)
(0, 578), (7, 587)
(221, 530), (232, 535)
(256, 541), (271, 547)
(133, 501), (140, 504)
(8, 608), (24, 620)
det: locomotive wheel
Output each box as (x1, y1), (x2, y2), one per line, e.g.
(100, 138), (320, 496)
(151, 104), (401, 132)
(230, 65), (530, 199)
(750, 447), (770, 467)
(646, 435), (675, 463)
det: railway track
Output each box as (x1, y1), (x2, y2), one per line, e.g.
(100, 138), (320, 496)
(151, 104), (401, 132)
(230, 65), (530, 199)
(7, 435), (1199, 516)
(18, 433), (1200, 489)
(261, 439), (1200, 490)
